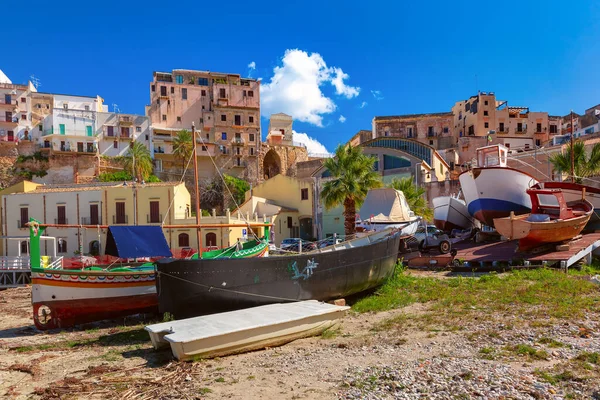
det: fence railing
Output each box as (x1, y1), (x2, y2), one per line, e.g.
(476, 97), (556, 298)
(147, 214), (163, 224)
(113, 215), (129, 224)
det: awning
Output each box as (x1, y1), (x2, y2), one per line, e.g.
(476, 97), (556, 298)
(105, 226), (171, 259)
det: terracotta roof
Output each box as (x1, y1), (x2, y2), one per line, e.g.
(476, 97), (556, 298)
(374, 112), (453, 121)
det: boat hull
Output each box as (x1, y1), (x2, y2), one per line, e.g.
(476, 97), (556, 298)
(432, 196), (474, 231)
(31, 269), (157, 330)
(459, 167), (538, 227)
(156, 232), (401, 319)
(534, 182), (600, 231)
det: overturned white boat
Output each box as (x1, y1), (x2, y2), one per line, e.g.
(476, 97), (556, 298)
(356, 188), (421, 236)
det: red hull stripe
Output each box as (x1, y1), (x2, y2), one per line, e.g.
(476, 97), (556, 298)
(31, 278), (154, 289)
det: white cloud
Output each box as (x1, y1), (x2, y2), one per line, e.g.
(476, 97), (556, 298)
(248, 61), (256, 70)
(339, 115), (346, 123)
(261, 49), (360, 127)
(293, 130), (331, 156)
(371, 90), (384, 100)
(330, 67), (359, 98)
(360, 101), (368, 109)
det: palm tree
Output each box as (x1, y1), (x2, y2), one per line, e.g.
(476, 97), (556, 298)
(172, 129), (194, 174)
(549, 141), (600, 184)
(321, 145), (382, 236)
(387, 177), (433, 221)
(124, 142), (153, 181)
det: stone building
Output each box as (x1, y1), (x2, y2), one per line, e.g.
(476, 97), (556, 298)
(372, 112), (454, 151)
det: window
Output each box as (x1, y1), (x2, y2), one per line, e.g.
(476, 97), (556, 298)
(21, 114), (26, 120)
(250, 147), (254, 155)
(198, 77), (209, 86)
(234, 115), (241, 125)
(536, 123), (542, 133)
(20, 241), (28, 254)
(182, 88), (187, 100)
(85, 105), (90, 111)
(536, 139), (541, 147)
(149, 201), (160, 223)
(384, 130), (389, 137)
(177, 116), (181, 122)
(236, 157), (241, 166)
(178, 233), (190, 247)
(550, 125), (558, 134)
(145, 134), (149, 141)
(484, 100), (488, 106)
(57, 205), (66, 225)
(38, 124), (42, 132)
(287, 216), (293, 229)
(219, 88), (226, 98)
(107, 126), (114, 136)
(57, 238), (67, 254)
(301, 188), (309, 200)
(443, 127), (449, 133)
(20, 207), (28, 228)
(175, 75), (183, 84)
(249, 116), (254, 123)
(162, 115), (167, 121)
(468, 125), (475, 135)
(483, 111), (488, 116)
(21, 97), (26, 103)
(170, 87), (175, 94)
(205, 232), (217, 247)
(113, 141), (118, 149)
(517, 122), (523, 132)
(90, 204), (99, 225)
(151, 84), (155, 92)
(136, 126), (141, 132)
(201, 145), (207, 151)
(428, 126), (434, 136)
(249, 133), (255, 142)
(115, 202), (126, 224)
(407, 127), (413, 137)
(484, 122), (489, 128)
(59, 124), (66, 135)
(248, 90), (254, 97)
(160, 86), (167, 96)
(429, 140), (434, 145)
(201, 89), (206, 96)
(221, 132), (227, 140)
(221, 114), (227, 122)
(63, 103), (68, 110)
(458, 112), (462, 120)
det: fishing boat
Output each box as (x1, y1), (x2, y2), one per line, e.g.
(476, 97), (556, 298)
(356, 188), (421, 236)
(459, 144), (538, 227)
(493, 188), (593, 251)
(155, 229), (401, 319)
(432, 193), (478, 232)
(533, 181), (600, 231)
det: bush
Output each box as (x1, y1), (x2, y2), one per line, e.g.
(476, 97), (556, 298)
(99, 171), (160, 182)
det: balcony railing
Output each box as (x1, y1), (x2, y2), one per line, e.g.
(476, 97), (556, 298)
(0, 99), (18, 107)
(16, 220), (28, 229)
(119, 116), (133, 125)
(147, 214), (163, 224)
(54, 218), (68, 225)
(113, 215), (129, 224)
(515, 129), (527, 134)
(81, 217), (100, 225)
(427, 131), (436, 137)
(497, 127), (509, 134)
(231, 137), (245, 145)
(0, 135), (17, 142)
(0, 116), (18, 123)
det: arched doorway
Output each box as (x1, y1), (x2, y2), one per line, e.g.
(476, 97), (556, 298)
(89, 240), (100, 256)
(178, 233), (190, 247)
(205, 232), (217, 247)
(263, 149), (281, 180)
(20, 241), (28, 255)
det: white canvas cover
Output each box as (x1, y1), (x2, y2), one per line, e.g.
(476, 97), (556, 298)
(359, 188), (413, 223)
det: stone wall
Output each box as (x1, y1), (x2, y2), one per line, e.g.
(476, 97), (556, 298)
(258, 144), (309, 182)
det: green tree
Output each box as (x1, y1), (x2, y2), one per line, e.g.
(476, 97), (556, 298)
(123, 142), (153, 181)
(387, 177), (433, 221)
(173, 129), (194, 174)
(321, 145), (382, 236)
(224, 175), (250, 209)
(549, 141), (600, 184)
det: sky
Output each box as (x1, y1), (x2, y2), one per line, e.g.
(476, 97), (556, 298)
(1, 0), (599, 155)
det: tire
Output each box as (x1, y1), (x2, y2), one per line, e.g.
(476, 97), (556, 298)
(439, 240), (451, 254)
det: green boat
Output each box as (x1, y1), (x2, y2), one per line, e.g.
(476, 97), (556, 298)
(193, 228), (270, 259)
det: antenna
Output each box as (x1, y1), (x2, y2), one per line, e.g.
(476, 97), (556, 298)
(30, 75), (41, 90)
(112, 104), (120, 113)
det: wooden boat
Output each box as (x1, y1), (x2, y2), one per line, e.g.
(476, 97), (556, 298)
(432, 193), (478, 232)
(155, 229), (401, 319)
(493, 188), (593, 251)
(533, 181), (600, 232)
(459, 145), (538, 227)
(145, 301), (349, 360)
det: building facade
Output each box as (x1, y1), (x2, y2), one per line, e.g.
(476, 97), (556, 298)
(0, 80), (35, 144)
(266, 113), (293, 145)
(96, 112), (152, 157)
(372, 112), (454, 151)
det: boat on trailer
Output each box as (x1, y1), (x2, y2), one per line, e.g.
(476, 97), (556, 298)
(459, 144), (538, 227)
(432, 193), (478, 232)
(493, 188), (593, 251)
(155, 229), (401, 319)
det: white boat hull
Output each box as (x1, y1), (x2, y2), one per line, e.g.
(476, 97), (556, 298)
(459, 167), (538, 227)
(432, 196), (476, 231)
(356, 218), (420, 237)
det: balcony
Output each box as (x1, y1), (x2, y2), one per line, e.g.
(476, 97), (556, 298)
(515, 129), (527, 134)
(0, 135), (17, 142)
(534, 129), (545, 135)
(119, 115), (133, 125)
(113, 215), (129, 224)
(147, 214), (163, 224)
(231, 137), (245, 145)
(81, 217), (100, 225)
(0, 115), (18, 125)
(16, 220), (28, 229)
(0, 99), (18, 110)
(54, 218), (68, 225)
(497, 127), (509, 134)
(427, 131), (436, 137)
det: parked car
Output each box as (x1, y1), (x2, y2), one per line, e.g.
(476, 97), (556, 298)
(411, 225), (452, 254)
(287, 241), (317, 253)
(318, 237), (341, 248)
(281, 238), (301, 250)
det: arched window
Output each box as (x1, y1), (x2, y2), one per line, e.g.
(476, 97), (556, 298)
(178, 233), (190, 247)
(205, 232), (217, 247)
(20, 241), (28, 255)
(89, 240), (100, 256)
(57, 238), (67, 254)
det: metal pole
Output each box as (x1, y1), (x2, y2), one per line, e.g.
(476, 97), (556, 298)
(570, 111), (575, 183)
(192, 123), (202, 256)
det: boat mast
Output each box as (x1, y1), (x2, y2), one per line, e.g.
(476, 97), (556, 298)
(191, 123), (203, 257)
(570, 110), (575, 183)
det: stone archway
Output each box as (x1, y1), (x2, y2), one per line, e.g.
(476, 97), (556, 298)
(263, 149), (281, 180)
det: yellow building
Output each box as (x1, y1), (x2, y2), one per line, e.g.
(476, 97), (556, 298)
(0, 180), (41, 254)
(237, 174), (315, 246)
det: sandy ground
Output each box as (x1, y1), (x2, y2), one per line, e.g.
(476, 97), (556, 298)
(0, 278), (599, 399)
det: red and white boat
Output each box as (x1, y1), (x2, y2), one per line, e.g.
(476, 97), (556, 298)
(493, 188), (593, 251)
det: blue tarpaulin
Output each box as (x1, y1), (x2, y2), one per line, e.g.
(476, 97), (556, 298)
(105, 226), (172, 259)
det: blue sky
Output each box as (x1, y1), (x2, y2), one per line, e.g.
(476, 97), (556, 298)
(2, 0), (599, 154)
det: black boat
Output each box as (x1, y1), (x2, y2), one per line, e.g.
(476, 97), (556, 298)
(155, 229), (401, 319)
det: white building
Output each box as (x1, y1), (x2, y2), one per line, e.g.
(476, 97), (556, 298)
(96, 112), (152, 157)
(0, 71), (36, 144)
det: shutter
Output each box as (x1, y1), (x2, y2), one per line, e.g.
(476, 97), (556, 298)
(90, 204), (99, 225)
(20, 208), (28, 227)
(116, 202), (125, 223)
(107, 126), (114, 136)
(57, 206), (66, 224)
(150, 201), (160, 223)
